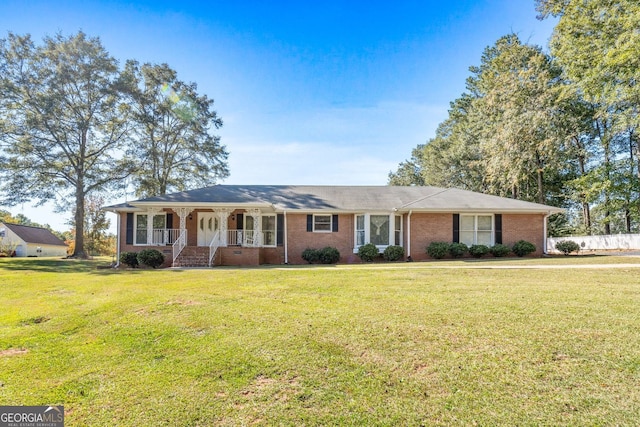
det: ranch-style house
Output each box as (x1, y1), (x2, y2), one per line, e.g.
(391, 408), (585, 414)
(103, 185), (563, 267)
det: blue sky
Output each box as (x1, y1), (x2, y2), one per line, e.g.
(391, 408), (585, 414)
(0, 1), (556, 231)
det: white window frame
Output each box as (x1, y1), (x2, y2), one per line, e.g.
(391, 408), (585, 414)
(242, 214), (277, 247)
(394, 215), (403, 246)
(459, 213), (494, 246)
(356, 215), (365, 246)
(313, 214), (332, 233)
(353, 213), (403, 251)
(134, 213), (149, 245)
(261, 214), (277, 247)
(134, 212), (167, 245)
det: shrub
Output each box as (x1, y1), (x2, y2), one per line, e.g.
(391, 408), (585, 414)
(555, 240), (580, 256)
(119, 251), (139, 268)
(383, 245), (405, 262)
(512, 240), (536, 257)
(490, 244), (511, 257)
(137, 249), (165, 268)
(301, 248), (320, 264)
(427, 242), (449, 259)
(357, 243), (380, 262)
(469, 244), (490, 258)
(318, 247), (341, 264)
(448, 242), (468, 258)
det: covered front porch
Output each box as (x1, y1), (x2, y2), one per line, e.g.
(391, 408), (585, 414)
(129, 206), (283, 267)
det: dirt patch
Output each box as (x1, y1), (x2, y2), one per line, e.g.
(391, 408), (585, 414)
(165, 300), (201, 306)
(19, 316), (50, 326)
(0, 348), (28, 357)
(239, 375), (301, 401)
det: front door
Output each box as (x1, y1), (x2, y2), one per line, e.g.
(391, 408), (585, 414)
(197, 212), (219, 246)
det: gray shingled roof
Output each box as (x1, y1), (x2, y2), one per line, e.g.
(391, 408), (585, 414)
(114, 185), (563, 213)
(1, 223), (67, 246)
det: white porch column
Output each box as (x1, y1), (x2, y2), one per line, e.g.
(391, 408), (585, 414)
(146, 207), (161, 245)
(247, 208), (262, 246)
(216, 208), (232, 246)
(175, 207), (194, 231)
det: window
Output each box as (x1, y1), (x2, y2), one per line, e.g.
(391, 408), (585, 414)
(135, 214), (148, 244)
(313, 214), (332, 232)
(394, 216), (402, 246)
(135, 213), (167, 245)
(262, 215), (276, 246)
(370, 215), (390, 245)
(153, 214), (166, 230)
(354, 214), (403, 249)
(242, 214), (277, 246)
(356, 215), (365, 246)
(460, 214), (493, 246)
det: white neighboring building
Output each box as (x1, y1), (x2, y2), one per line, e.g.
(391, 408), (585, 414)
(0, 222), (68, 257)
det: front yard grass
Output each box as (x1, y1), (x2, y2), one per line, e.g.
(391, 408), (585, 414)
(1, 257), (639, 425)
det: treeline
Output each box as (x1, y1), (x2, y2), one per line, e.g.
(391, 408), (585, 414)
(0, 31), (229, 257)
(389, 0), (640, 236)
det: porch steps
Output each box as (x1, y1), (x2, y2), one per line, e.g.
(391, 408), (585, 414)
(172, 246), (212, 268)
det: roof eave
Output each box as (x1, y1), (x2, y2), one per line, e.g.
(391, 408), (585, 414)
(395, 207), (565, 214)
(129, 201), (275, 210)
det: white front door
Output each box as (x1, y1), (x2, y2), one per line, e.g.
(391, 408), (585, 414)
(197, 212), (219, 246)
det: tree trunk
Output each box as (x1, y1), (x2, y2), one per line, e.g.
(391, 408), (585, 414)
(73, 128), (88, 258)
(598, 120), (612, 235)
(73, 182), (87, 258)
(536, 151), (544, 205)
(573, 136), (592, 232)
(583, 202), (591, 234)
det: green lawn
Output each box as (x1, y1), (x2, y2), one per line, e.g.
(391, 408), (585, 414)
(1, 257), (639, 426)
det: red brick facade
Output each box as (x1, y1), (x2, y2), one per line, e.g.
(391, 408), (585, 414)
(117, 210), (546, 267)
(285, 214), (359, 264)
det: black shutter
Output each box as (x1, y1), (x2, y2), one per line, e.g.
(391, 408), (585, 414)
(494, 214), (502, 244)
(277, 214), (284, 246)
(237, 213), (243, 230)
(126, 213), (134, 245)
(332, 214), (339, 232)
(453, 214), (460, 243)
(166, 213), (173, 229)
(307, 215), (313, 232)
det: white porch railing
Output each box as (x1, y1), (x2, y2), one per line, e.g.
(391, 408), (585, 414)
(208, 230), (220, 267)
(152, 228), (182, 245)
(172, 229), (188, 264)
(227, 230), (266, 247)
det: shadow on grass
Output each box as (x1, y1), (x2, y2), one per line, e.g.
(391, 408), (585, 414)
(458, 253), (611, 263)
(0, 258), (140, 274)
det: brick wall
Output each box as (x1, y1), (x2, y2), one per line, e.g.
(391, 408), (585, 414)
(407, 212), (546, 260)
(219, 247), (260, 266)
(502, 213), (545, 256)
(407, 213), (452, 261)
(117, 210), (548, 265)
(285, 214), (359, 264)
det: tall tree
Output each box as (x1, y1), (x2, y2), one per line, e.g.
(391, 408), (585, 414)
(388, 144), (425, 186)
(537, 0), (640, 232)
(0, 32), (133, 257)
(471, 34), (564, 204)
(121, 61), (229, 197)
(391, 35), (567, 205)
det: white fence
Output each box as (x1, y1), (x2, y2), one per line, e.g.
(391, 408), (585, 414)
(547, 234), (640, 253)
